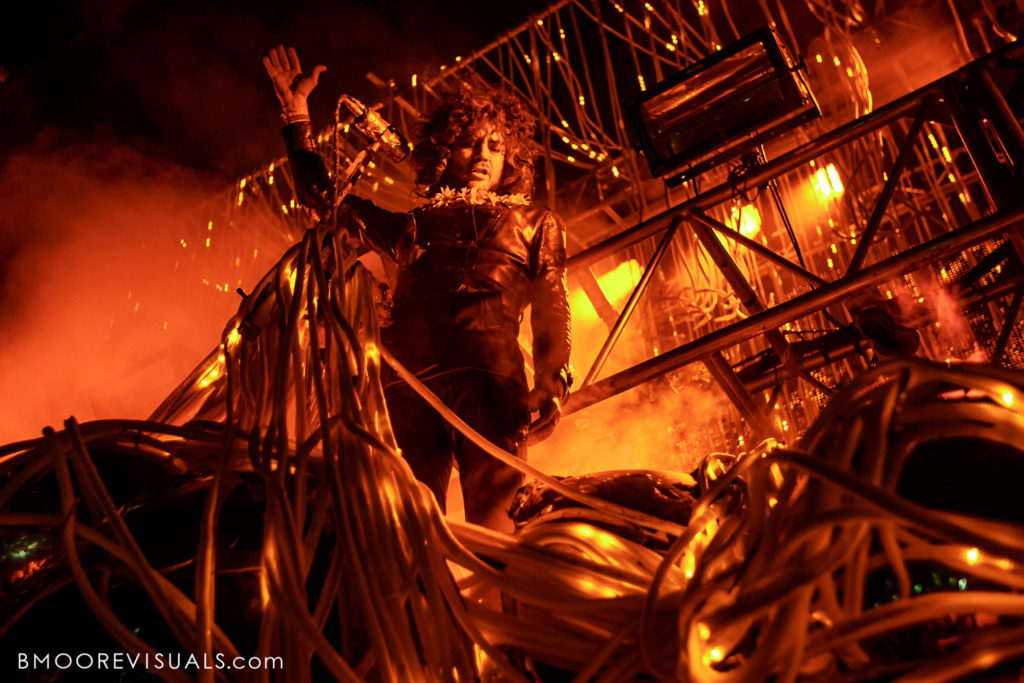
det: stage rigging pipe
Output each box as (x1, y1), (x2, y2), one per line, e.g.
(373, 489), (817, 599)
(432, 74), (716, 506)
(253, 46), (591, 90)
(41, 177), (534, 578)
(974, 65), (1024, 170)
(941, 74), (1024, 266)
(992, 288), (1024, 366)
(704, 352), (779, 438)
(688, 209), (826, 285)
(737, 270), (1024, 393)
(846, 96), (933, 275)
(580, 215), (684, 387)
(941, 79), (1018, 210)
(689, 215), (793, 363)
(566, 90), (928, 270)
(565, 203), (1024, 414)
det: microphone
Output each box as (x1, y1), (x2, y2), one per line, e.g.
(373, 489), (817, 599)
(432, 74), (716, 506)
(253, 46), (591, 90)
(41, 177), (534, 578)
(337, 94), (409, 162)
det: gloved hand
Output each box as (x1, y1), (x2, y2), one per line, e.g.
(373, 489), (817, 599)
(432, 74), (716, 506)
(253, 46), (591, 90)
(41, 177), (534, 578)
(526, 377), (566, 444)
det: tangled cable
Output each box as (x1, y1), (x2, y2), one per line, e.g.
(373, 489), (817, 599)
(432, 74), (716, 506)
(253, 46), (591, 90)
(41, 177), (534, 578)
(2, 226), (1023, 682)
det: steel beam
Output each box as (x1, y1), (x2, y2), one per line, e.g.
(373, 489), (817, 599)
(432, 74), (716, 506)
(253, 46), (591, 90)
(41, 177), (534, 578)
(581, 216), (683, 387)
(566, 203), (1024, 414)
(846, 97), (932, 275)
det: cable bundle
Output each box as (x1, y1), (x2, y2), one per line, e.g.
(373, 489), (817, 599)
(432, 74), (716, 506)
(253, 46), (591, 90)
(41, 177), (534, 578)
(3, 226), (1024, 682)
(675, 359), (1024, 683)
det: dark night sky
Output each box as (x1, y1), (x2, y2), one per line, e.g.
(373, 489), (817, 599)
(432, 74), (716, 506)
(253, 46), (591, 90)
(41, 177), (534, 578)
(1, 0), (554, 180)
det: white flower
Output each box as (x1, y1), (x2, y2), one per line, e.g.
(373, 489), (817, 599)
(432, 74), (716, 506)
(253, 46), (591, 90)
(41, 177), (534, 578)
(427, 187), (529, 209)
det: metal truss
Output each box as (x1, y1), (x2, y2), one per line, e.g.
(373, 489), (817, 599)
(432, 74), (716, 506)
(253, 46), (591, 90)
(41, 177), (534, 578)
(563, 41), (1024, 440)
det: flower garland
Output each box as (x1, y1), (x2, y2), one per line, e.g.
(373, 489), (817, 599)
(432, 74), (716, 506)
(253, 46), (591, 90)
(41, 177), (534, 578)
(427, 186), (529, 209)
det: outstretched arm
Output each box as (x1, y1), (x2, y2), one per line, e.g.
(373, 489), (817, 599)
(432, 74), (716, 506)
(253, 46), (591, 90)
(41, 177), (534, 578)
(263, 45), (326, 122)
(265, 46), (407, 253)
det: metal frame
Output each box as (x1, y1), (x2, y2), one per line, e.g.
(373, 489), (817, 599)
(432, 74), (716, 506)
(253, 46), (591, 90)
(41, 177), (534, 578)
(564, 43), (1024, 427)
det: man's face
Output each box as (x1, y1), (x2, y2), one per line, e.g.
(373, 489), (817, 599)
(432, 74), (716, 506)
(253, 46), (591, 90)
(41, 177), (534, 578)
(447, 124), (506, 192)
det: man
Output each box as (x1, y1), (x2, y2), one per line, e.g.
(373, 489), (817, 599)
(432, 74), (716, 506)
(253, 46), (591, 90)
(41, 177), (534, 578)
(264, 46), (571, 530)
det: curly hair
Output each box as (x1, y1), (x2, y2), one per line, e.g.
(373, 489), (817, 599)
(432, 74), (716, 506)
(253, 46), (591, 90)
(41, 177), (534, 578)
(411, 83), (540, 197)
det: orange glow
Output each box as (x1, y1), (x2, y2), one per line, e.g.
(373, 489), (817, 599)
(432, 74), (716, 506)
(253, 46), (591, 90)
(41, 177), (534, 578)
(596, 259), (641, 301)
(815, 169), (831, 198)
(365, 341), (380, 363)
(683, 550), (695, 578)
(568, 259), (641, 324)
(814, 164), (843, 200)
(728, 204), (761, 237)
(826, 165), (843, 193)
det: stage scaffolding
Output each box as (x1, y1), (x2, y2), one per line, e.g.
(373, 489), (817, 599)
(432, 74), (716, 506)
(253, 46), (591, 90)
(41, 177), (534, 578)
(176, 0), (1024, 455)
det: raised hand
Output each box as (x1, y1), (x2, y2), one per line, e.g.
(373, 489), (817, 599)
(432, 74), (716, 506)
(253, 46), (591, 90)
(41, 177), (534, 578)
(263, 45), (326, 117)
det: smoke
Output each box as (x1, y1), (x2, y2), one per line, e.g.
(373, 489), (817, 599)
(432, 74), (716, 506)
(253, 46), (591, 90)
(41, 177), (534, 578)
(527, 273), (742, 477)
(895, 276), (979, 363)
(532, 377), (735, 478)
(0, 132), (238, 443)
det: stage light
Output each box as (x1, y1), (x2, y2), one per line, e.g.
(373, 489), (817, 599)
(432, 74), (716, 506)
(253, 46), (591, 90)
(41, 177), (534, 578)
(729, 204), (762, 237)
(624, 26), (818, 184)
(813, 163), (843, 200)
